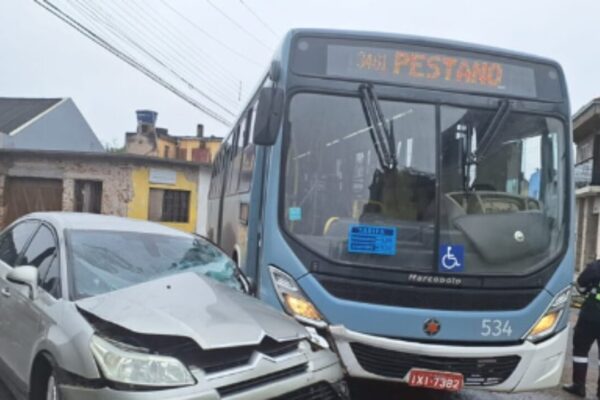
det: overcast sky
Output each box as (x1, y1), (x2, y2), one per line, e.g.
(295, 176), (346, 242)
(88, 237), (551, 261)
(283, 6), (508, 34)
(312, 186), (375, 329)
(1, 0), (599, 147)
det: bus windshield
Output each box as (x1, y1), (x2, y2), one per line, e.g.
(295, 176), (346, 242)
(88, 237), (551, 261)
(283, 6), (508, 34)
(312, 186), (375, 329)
(283, 92), (566, 276)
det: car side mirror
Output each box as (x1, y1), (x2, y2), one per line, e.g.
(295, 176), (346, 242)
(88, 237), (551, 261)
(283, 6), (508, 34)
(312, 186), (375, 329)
(253, 87), (284, 146)
(7, 266), (38, 300)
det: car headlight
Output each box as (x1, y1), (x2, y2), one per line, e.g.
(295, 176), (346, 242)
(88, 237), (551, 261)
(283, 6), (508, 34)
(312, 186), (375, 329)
(90, 335), (195, 387)
(269, 266), (326, 327)
(527, 286), (571, 343)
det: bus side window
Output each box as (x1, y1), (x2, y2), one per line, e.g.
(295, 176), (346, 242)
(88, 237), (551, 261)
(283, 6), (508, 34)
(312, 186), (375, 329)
(226, 126), (241, 195)
(210, 132), (232, 200)
(230, 118), (247, 194)
(209, 151), (223, 199)
(242, 107), (253, 147)
(239, 102), (258, 193)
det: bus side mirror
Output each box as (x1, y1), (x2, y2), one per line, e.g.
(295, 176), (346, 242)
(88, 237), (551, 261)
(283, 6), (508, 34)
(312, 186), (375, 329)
(253, 87), (284, 146)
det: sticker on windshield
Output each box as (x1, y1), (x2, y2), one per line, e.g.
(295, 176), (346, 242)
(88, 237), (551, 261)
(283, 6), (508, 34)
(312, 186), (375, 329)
(348, 225), (397, 256)
(439, 244), (465, 273)
(288, 207), (302, 221)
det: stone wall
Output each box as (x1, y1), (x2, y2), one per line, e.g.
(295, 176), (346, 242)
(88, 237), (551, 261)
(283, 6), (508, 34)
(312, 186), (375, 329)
(0, 174), (5, 228)
(58, 159), (134, 216)
(0, 155), (135, 227)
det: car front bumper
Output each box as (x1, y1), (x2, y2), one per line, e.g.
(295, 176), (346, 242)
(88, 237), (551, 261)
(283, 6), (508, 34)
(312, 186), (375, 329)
(330, 324), (568, 392)
(59, 345), (346, 400)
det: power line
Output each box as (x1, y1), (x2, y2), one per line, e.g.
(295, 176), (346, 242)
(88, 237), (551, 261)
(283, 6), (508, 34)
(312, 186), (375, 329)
(68, 0), (236, 106)
(159, 0), (264, 68)
(36, 0), (233, 126)
(238, 0), (278, 37)
(205, 0), (274, 52)
(66, 0), (239, 113)
(124, 0), (243, 92)
(82, 0), (242, 99)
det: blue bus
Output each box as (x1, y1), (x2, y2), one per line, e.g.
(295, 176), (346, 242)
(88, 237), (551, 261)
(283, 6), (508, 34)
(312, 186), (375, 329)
(208, 29), (573, 392)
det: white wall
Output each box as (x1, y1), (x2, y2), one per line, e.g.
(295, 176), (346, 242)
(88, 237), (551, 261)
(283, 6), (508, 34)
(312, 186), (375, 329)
(10, 99), (104, 152)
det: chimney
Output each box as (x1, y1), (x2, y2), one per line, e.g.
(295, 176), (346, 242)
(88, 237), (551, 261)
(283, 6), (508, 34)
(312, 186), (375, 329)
(196, 124), (204, 138)
(136, 110), (158, 134)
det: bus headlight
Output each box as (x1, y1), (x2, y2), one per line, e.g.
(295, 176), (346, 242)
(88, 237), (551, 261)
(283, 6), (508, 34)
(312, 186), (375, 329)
(269, 266), (326, 327)
(527, 287), (571, 343)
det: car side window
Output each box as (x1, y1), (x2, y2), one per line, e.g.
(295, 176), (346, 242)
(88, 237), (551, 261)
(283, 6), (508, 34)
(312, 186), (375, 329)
(39, 256), (61, 299)
(20, 225), (61, 299)
(19, 225), (57, 268)
(0, 221), (39, 267)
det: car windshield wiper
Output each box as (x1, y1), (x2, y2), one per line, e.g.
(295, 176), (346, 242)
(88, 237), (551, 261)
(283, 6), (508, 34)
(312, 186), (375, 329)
(359, 84), (397, 171)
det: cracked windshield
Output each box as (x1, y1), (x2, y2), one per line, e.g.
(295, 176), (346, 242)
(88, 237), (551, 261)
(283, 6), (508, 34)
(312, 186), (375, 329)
(69, 230), (241, 299)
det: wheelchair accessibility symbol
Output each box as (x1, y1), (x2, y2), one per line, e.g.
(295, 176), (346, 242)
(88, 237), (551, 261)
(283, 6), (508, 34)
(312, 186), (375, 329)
(439, 245), (465, 273)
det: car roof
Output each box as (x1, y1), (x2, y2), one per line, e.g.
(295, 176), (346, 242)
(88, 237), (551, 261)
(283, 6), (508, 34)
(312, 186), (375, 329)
(21, 212), (190, 237)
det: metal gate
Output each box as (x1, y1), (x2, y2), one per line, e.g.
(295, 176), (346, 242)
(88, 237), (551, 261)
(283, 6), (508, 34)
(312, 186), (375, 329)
(4, 177), (63, 227)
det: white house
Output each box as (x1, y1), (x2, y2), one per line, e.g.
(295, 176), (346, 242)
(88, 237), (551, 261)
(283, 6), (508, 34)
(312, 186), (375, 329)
(0, 97), (104, 152)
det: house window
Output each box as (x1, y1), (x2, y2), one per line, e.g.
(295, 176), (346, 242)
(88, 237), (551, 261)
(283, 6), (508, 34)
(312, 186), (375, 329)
(164, 146), (171, 158)
(148, 189), (190, 223)
(75, 180), (102, 214)
(177, 148), (188, 161)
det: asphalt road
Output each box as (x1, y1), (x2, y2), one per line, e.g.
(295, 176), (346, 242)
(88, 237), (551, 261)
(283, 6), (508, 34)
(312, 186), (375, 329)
(0, 311), (597, 400)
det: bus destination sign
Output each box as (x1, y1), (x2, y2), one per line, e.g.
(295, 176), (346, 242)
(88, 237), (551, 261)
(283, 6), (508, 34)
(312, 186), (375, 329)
(326, 45), (538, 98)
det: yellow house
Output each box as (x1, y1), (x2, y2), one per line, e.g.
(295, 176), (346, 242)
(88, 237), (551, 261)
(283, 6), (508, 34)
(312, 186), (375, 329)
(125, 112), (222, 164)
(127, 161), (201, 233)
(176, 136), (222, 163)
(0, 150), (202, 233)
(122, 111), (215, 234)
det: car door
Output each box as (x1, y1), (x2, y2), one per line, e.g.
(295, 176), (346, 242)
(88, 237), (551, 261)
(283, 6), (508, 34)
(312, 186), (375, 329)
(2, 223), (61, 386)
(0, 220), (39, 381)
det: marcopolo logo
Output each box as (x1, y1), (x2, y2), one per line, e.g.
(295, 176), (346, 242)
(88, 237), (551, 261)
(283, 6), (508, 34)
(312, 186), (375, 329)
(407, 274), (462, 286)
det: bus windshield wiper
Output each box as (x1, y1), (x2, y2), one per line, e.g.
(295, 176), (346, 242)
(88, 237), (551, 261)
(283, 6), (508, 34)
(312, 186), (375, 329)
(359, 84), (397, 171)
(472, 99), (511, 162)
(460, 99), (510, 193)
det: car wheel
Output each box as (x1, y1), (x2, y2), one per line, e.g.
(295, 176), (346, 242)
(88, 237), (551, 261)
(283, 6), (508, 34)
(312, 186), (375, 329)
(45, 373), (60, 400)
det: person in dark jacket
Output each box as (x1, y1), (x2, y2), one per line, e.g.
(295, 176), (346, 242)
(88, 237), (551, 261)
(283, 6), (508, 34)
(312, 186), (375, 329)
(563, 260), (600, 399)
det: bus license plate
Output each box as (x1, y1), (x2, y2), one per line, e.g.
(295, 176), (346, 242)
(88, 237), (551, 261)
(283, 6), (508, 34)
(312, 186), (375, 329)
(407, 369), (464, 392)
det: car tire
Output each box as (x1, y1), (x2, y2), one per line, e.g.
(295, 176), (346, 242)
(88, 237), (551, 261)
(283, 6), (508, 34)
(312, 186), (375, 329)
(30, 356), (61, 400)
(44, 373), (60, 400)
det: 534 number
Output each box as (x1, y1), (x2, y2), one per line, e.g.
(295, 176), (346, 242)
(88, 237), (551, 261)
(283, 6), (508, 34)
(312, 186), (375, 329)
(481, 319), (513, 337)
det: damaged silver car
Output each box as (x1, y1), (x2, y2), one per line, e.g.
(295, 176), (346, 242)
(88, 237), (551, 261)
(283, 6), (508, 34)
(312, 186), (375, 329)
(0, 213), (346, 400)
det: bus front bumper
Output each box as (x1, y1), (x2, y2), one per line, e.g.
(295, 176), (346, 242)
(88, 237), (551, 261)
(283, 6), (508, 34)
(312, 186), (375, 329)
(330, 324), (568, 392)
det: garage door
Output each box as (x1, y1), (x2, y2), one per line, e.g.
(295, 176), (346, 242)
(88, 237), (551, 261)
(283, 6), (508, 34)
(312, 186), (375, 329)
(4, 177), (63, 227)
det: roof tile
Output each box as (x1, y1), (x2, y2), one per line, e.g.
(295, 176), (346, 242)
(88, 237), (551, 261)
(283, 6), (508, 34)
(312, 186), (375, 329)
(0, 97), (62, 134)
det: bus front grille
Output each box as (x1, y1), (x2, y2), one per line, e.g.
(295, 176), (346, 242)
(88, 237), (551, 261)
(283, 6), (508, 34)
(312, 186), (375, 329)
(351, 342), (520, 386)
(316, 274), (538, 311)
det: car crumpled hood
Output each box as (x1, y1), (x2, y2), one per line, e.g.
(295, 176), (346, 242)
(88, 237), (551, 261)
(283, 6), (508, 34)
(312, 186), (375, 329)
(76, 272), (307, 349)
